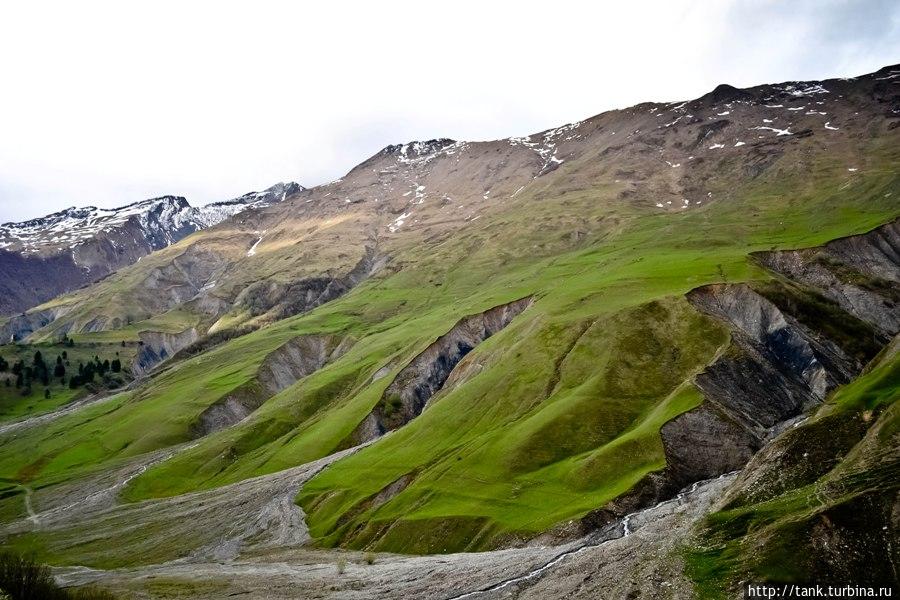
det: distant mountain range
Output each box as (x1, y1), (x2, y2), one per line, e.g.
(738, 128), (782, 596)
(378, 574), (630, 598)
(0, 182), (303, 316)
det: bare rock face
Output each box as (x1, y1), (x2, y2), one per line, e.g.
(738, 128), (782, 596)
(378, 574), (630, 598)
(192, 335), (350, 436)
(753, 218), (900, 336)
(235, 248), (386, 324)
(352, 296), (533, 443)
(0, 306), (71, 343)
(133, 328), (201, 376)
(583, 221), (899, 532)
(661, 285), (848, 487)
(257, 336), (353, 395)
(663, 222), (899, 491)
(138, 246), (231, 316)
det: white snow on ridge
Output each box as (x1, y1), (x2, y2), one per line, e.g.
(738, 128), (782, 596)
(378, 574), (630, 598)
(0, 182), (301, 254)
(393, 140), (468, 166)
(776, 83), (829, 97)
(509, 121), (580, 174)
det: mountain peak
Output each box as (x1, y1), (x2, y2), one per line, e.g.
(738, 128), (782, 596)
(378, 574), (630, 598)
(698, 83), (756, 105)
(382, 139), (457, 160)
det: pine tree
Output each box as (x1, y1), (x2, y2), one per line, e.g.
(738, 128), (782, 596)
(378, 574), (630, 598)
(111, 358), (122, 373)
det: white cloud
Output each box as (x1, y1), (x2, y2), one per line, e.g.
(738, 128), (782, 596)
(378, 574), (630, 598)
(0, 0), (897, 221)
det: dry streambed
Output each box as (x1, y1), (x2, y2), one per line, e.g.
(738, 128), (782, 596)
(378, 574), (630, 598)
(39, 439), (732, 599)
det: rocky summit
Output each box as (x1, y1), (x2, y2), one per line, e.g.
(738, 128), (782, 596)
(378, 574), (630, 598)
(0, 64), (897, 600)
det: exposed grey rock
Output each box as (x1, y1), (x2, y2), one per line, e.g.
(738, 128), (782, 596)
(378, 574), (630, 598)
(192, 335), (351, 436)
(235, 247), (387, 323)
(753, 218), (900, 336)
(582, 221), (899, 532)
(352, 296), (533, 443)
(133, 328), (200, 376)
(0, 306), (70, 343)
(663, 283), (865, 489)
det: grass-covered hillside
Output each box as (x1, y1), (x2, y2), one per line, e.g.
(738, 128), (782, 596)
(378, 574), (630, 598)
(0, 65), (897, 562)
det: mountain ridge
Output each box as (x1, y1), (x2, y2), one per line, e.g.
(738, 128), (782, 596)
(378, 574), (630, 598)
(0, 181), (304, 317)
(0, 63), (896, 599)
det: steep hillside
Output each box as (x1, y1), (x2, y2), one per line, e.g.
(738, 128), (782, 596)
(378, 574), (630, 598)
(686, 338), (899, 596)
(0, 182), (302, 318)
(0, 64), (897, 587)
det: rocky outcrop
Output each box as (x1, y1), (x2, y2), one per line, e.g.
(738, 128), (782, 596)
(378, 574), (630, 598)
(191, 335), (350, 436)
(582, 222), (899, 532)
(256, 335), (353, 395)
(664, 223), (898, 489)
(752, 218), (899, 336)
(138, 247), (230, 316)
(0, 306), (71, 343)
(235, 248), (387, 323)
(662, 284), (858, 486)
(133, 328), (200, 376)
(351, 297), (533, 443)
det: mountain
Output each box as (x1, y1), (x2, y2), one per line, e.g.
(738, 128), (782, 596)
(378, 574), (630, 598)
(0, 65), (897, 599)
(0, 182), (303, 318)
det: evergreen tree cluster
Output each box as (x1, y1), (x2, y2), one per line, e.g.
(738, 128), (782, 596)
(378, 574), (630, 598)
(68, 355), (120, 389)
(0, 348), (123, 396)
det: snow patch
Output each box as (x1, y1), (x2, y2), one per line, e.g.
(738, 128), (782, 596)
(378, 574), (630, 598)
(388, 212), (412, 233)
(751, 126), (792, 136)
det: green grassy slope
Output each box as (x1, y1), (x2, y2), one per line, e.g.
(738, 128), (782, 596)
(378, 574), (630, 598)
(295, 165), (900, 552)
(0, 145), (895, 555)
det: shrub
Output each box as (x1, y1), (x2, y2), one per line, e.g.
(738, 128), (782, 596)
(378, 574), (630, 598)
(0, 551), (64, 599)
(335, 557), (347, 575)
(0, 551), (117, 600)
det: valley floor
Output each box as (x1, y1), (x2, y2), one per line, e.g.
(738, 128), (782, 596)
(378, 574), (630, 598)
(41, 437), (732, 599)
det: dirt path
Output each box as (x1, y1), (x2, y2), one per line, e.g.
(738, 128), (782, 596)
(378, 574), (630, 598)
(22, 486), (38, 526)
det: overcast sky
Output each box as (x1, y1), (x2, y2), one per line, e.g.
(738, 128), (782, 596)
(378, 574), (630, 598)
(0, 0), (897, 222)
